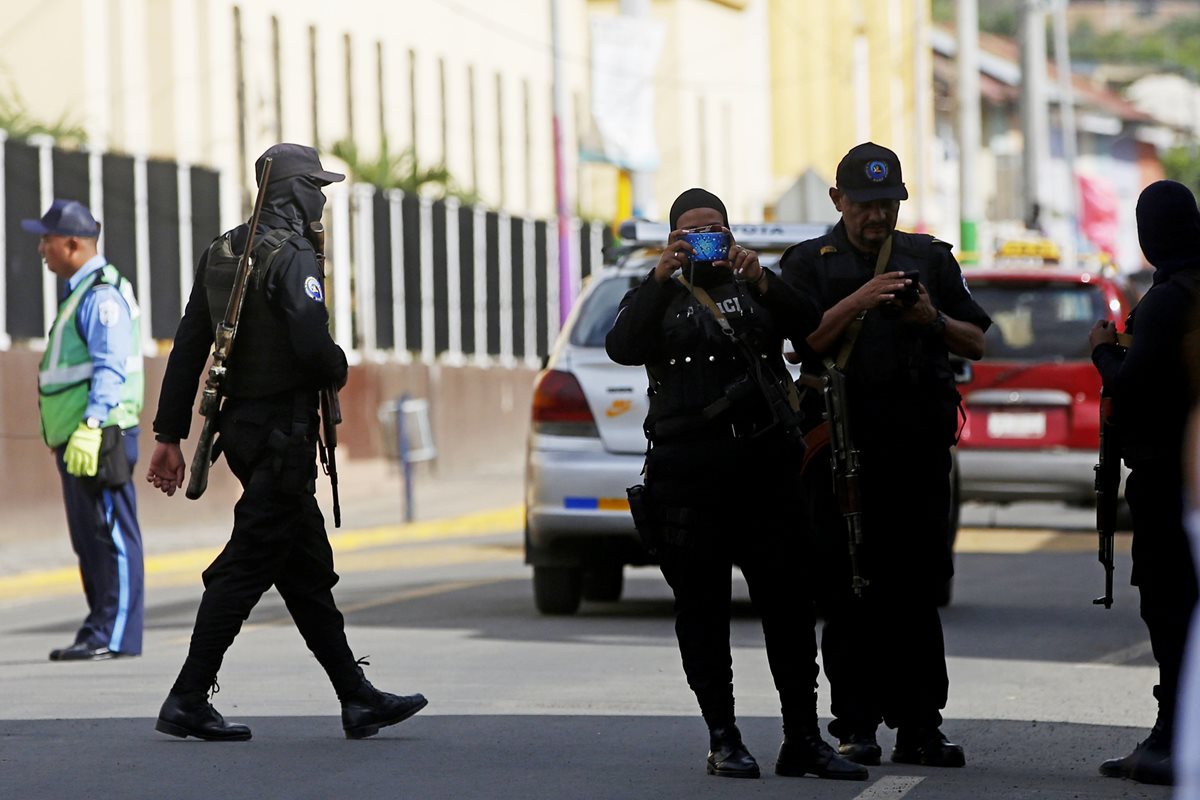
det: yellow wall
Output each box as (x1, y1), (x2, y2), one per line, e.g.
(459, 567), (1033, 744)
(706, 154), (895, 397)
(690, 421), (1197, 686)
(769, 0), (932, 210)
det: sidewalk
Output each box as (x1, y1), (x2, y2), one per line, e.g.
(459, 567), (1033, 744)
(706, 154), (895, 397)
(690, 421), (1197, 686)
(0, 456), (525, 579)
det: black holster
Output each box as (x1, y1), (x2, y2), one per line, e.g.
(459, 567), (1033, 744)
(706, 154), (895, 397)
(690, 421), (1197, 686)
(626, 484), (661, 555)
(80, 425), (132, 494)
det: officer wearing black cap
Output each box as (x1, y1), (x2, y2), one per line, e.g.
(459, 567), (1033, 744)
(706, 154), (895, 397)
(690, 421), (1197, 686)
(608, 188), (866, 781)
(23, 199), (145, 662)
(1088, 180), (1200, 785)
(146, 143), (427, 741)
(780, 143), (990, 768)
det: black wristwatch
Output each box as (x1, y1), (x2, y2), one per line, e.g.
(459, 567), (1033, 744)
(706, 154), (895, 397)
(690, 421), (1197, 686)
(927, 311), (947, 337)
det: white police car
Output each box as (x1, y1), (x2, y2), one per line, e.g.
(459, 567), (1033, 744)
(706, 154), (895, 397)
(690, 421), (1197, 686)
(524, 222), (828, 614)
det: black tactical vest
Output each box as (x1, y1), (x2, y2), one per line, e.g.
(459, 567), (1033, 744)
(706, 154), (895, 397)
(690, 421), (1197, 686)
(204, 227), (312, 399)
(645, 281), (785, 439)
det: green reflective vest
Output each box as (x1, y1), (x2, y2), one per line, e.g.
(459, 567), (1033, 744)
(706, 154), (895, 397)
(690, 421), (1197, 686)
(39, 264), (144, 447)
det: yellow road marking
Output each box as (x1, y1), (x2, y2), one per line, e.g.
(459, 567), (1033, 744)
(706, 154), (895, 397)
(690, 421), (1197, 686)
(955, 529), (1131, 554)
(0, 505), (524, 601)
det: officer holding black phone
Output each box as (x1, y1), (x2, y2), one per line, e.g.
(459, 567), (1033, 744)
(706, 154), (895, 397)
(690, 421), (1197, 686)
(780, 143), (990, 769)
(608, 188), (866, 782)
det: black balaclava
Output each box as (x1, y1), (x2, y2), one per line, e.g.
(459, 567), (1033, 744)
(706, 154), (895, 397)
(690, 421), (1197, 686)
(668, 188), (730, 287)
(1136, 179), (1200, 279)
(259, 176), (327, 236)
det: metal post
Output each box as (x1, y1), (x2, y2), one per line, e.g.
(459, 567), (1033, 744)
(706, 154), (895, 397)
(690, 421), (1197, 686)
(396, 393), (414, 523)
(1020, 0), (1050, 233)
(1052, 0), (1078, 266)
(957, 0), (982, 264)
(550, 0), (575, 324)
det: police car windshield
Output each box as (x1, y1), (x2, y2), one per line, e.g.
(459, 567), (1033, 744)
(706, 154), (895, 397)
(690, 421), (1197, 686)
(573, 254), (784, 349)
(972, 281), (1108, 362)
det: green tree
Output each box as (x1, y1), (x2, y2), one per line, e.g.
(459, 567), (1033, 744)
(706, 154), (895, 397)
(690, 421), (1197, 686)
(331, 138), (480, 204)
(0, 83), (86, 146)
(1161, 145), (1200, 197)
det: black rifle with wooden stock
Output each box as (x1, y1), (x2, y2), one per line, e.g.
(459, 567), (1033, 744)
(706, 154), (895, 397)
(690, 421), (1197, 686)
(1092, 331), (1131, 609)
(823, 365), (869, 597)
(305, 221), (342, 527)
(186, 157), (274, 499)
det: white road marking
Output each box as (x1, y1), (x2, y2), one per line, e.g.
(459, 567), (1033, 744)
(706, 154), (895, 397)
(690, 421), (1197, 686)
(852, 776), (925, 799)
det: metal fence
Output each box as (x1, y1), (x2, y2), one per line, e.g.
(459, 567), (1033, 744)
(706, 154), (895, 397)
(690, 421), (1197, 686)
(1, 135), (611, 365)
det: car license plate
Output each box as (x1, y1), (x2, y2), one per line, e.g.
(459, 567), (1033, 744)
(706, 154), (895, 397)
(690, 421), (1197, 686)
(987, 411), (1046, 439)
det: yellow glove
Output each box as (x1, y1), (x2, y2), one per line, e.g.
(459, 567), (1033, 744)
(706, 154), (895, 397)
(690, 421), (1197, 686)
(64, 422), (104, 477)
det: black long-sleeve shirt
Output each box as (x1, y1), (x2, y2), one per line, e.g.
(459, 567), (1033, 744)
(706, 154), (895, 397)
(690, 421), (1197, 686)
(153, 211), (347, 440)
(1093, 267), (1200, 465)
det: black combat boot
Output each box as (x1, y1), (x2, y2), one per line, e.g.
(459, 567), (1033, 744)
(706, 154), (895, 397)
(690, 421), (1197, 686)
(891, 727), (966, 768)
(340, 673), (428, 740)
(155, 689), (252, 741)
(837, 730), (883, 766)
(706, 724), (760, 778)
(1099, 718), (1172, 785)
(776, 731), (869, 780)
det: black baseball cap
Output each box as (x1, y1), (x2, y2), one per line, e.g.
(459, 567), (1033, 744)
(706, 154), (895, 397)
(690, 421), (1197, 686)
(21, 199), (101, 238)
(835, 142), (908, 203)
(255, 143), (345, 186)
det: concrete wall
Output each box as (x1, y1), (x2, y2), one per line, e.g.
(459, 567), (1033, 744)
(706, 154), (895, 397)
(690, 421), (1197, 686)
(0, 351), (534, 547)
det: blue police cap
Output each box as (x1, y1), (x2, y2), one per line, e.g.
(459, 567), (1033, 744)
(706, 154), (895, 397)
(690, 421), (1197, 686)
(21, 199), (101, 238)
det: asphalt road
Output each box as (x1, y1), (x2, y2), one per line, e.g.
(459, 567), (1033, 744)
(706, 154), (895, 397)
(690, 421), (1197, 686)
(0, 504), (1173, 800)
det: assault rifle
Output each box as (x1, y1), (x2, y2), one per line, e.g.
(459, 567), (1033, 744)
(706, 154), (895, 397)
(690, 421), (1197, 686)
(823, 365), (869, 597)
(186, 157), (273, 499)
(305, 221), (342, 527)
(1092, 331), (1130, 609)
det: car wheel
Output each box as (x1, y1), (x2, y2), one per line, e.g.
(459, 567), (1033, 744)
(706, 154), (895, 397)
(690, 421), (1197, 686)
(582, 565), (624, 603)
(533, 566), (583, 615)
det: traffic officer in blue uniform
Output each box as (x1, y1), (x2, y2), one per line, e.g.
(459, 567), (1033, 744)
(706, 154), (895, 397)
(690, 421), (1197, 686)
(24, 199), (145, 661)
(146, 143), (426, 741)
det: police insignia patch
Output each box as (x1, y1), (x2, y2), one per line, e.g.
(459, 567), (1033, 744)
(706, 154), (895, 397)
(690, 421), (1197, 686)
(97, 298), (121, 327)
(819, 245), (838, 255)
(866, 160), (888, 182)
(304, 276), (324, 302)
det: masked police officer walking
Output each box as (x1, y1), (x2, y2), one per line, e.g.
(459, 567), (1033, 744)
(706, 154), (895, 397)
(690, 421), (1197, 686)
(145, 143), (426, 741)
(1089, 180), (1200, 786)
(607, 188), (866, 781)
(24, 200), (145, 662)
(780, 143), (990, 768)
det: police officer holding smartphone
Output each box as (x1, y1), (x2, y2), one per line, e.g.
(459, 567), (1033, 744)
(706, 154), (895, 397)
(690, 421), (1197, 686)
(608, 188), (865, 781)
(781, 143), (990, 769)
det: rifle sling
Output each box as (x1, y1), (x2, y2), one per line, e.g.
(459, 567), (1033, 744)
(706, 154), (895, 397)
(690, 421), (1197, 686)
(826, 234), (893, 373)
(673, 275), (801, 416)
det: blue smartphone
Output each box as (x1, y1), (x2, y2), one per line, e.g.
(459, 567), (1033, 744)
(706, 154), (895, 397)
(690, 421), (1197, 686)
(681, 230), (730, 263)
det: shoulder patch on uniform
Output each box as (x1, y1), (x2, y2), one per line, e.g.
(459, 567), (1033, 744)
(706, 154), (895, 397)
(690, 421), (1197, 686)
(819, 245), (838, 255)
(97, 297), (122, 327)
(304, 275), (325, 302)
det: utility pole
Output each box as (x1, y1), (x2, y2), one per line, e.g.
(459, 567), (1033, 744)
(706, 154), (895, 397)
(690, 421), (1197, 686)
(957, 0), (982, 264)
(550, 0), (575, 323)
(619, 0), (654, 219)
(913, 0), (932, 233)
(1051, 0), (1078, 266)
(1019, 0), (1051, 233)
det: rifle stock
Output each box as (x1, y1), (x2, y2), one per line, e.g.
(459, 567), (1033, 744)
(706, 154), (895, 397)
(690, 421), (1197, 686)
(184, 157), (274, 500)
(824, 366), (869, 597)
(307, 221), (343, 527)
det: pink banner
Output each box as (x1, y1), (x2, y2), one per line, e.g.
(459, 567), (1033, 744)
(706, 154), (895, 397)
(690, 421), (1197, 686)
(1078, 173), (1119, 257)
